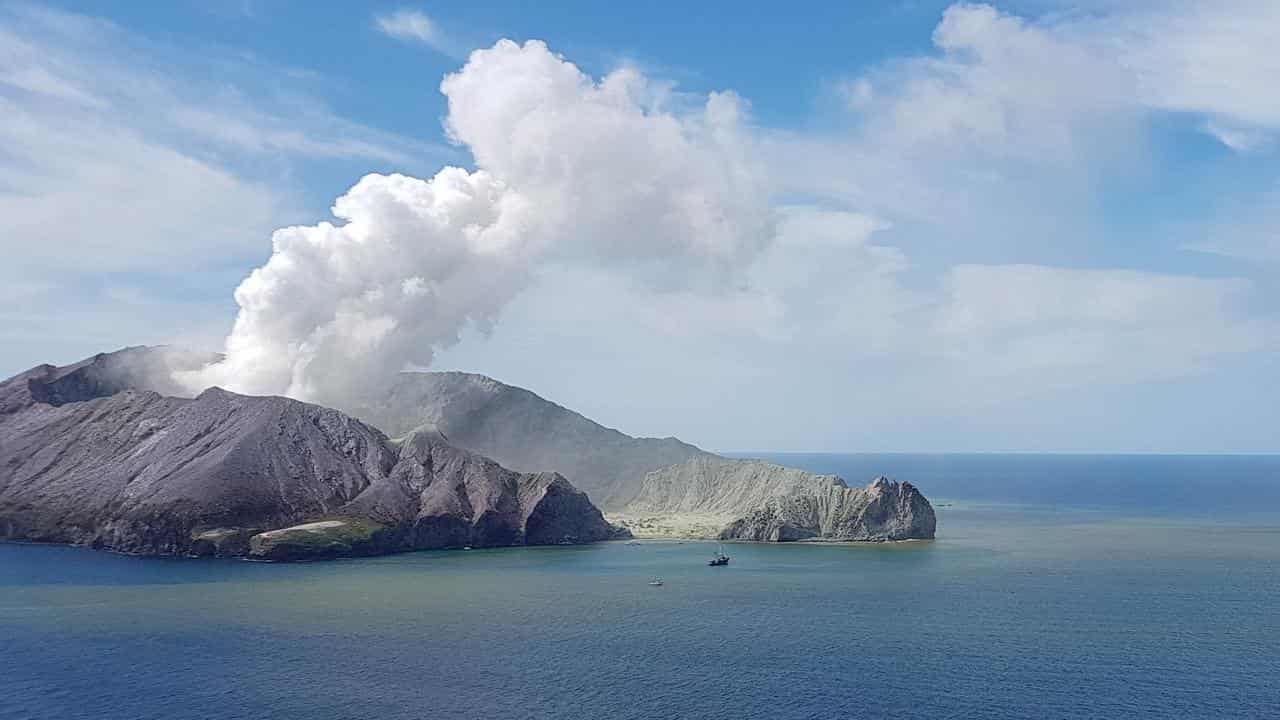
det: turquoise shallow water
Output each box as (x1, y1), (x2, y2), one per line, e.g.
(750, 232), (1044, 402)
(3, 454), (1279, 719)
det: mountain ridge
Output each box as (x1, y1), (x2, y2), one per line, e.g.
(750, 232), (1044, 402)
(351, 370), (714, 509)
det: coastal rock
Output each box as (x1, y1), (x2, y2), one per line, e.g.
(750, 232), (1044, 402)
(618, 457), (936, 542)
(719, 476), (936, 542)
(247, 519), (390, 561)
(0, 350), (625, 560)
(190, 527), (257, 557)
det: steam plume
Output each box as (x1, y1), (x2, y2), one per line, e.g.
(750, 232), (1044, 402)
(181, 40), (772, 407)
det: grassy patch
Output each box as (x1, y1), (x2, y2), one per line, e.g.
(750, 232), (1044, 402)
(248, 517), (386, 561)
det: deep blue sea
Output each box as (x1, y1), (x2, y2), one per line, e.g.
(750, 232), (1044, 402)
(3, 454), (1279, 720)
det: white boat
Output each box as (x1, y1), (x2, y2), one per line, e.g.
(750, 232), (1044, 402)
(648, 578), (664, 586)
(709, 543), (730, 566)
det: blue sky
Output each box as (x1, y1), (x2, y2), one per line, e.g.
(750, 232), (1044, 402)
(3, 1), (1278, 452)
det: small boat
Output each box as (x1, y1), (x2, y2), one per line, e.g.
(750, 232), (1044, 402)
(708, 543), (730, 566)
(648, 578), (664, 586)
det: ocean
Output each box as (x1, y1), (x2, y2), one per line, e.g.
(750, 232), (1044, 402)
(2, 454), (1278, 720)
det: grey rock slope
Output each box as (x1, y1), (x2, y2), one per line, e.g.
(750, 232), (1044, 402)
(0, 350), (624, 560)
(619, 457), (935, 542)
(624, 456), (846, 517)
(352, 372), (713, 510)
(343, 427), (623, 552)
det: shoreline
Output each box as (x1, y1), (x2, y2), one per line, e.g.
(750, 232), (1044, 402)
(606, 512), (736, 540)
(605, 512), (934, 544)
(611, 536), (933, 546)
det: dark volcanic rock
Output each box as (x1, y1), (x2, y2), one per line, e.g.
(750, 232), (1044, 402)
(0, 384), (396, 555)
(344, 427), (624, 551)
(0, 350), (625, 560)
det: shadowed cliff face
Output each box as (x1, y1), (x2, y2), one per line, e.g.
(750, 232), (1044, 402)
(345, 428), (623, 552)
(0, 349), (625, 560)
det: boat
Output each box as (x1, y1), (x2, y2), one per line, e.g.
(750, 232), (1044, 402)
(708, 543), (730, 566)
(648, 578), (664, 586)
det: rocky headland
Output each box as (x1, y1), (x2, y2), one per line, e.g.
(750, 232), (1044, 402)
(0, 349), (626, 560)
(611, 456), (936, 542)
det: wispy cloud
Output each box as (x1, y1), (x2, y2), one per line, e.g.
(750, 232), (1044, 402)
(374, 8), (456, 56)
(1185, 187), (1280, 262)
(0, 4), (441, 372)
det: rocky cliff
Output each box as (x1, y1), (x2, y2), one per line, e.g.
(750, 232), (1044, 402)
(340, 427), (623, 554)
(719, 476), (936, 542)
(615, 457), (935, 542)
(352, 371), (713, 509)
(0, 350), (625, 560)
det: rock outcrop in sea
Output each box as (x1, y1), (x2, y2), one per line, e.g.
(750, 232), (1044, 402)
(719, 476), (936, 542)
(0, 349), (626, 560)
(616, 456), (935, 542)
